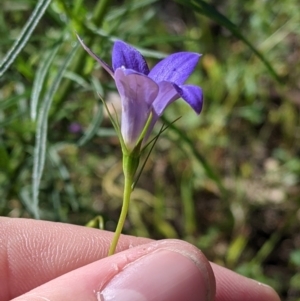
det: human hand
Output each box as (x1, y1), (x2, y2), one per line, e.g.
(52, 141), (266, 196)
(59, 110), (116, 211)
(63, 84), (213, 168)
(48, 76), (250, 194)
(0, 217), (280, 301)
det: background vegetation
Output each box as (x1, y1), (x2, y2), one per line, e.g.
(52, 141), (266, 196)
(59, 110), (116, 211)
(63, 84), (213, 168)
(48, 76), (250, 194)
(0, 0), (299, 299)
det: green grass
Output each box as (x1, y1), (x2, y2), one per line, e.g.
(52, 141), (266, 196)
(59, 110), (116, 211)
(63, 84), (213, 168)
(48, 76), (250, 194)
(1, 0), (299, 299)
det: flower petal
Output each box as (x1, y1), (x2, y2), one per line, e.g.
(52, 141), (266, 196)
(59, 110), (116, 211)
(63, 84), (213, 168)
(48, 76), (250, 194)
(76, 34), (114, 77)
(112, 41), (150, 75)
(142, 82), (180, 145)
(149, 52), (201, 85)
(152, 81), (179, 116)
(114, 68), (159, 149)
(174, 85), (203, 114)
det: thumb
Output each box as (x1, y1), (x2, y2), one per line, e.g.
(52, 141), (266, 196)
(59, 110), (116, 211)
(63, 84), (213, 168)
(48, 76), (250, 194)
(12, 240), (215, 301)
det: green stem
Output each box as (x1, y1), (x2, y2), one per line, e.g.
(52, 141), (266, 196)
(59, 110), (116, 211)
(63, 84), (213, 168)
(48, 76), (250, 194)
(108, 154), (135, 256)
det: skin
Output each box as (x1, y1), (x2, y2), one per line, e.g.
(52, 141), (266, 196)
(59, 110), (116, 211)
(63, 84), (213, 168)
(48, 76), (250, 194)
(0, 217), (281, 301)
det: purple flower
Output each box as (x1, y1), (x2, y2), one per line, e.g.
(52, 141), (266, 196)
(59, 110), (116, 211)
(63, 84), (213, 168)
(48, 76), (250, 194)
(68, 122), (82, 134)
(77, 36), (203, 151)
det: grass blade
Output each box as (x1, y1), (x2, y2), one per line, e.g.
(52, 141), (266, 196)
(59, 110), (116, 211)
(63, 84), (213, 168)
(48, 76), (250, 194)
(32, 43), (78, 219)
(176, 0), (281, 82)
(0, 0), (51, 77)
(30, 44), (60, 121)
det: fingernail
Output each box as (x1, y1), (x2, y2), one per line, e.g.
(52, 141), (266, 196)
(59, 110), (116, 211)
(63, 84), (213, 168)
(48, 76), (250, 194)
(99, 248), (212, 301)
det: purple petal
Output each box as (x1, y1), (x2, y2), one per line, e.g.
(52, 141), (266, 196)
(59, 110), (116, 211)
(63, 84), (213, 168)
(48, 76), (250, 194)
(149, 52), (201, 85)
(174, 85), (203, 114)
(119, 68), (145, 77)
(114, 68), (158, 148)
(143, 82), (180, 144)
(152, 81), (179, 116)
(76, 34), (114, 77)
(112, 41), (150, 75)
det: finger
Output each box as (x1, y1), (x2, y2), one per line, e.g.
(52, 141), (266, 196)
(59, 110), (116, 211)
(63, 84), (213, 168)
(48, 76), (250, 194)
(1, 217), (281, 301)
(0, 217), (150, 301)
(211, 263), (281, 301)
(11, 239), (216, 301)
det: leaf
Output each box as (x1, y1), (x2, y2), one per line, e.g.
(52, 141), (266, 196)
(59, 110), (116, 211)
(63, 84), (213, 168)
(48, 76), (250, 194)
(31, 43), (78, 219)
(0, 0), (52, 77)
(176, 0), (281, 82)
(30, 44), (60, 121)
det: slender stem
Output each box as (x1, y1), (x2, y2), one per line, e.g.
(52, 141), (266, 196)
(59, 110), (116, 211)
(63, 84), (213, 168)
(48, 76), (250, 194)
(108, 157), (134, 256)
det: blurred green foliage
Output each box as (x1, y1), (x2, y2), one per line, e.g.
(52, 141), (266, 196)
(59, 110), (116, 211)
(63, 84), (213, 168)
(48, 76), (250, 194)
(0, 0), (299, 299)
